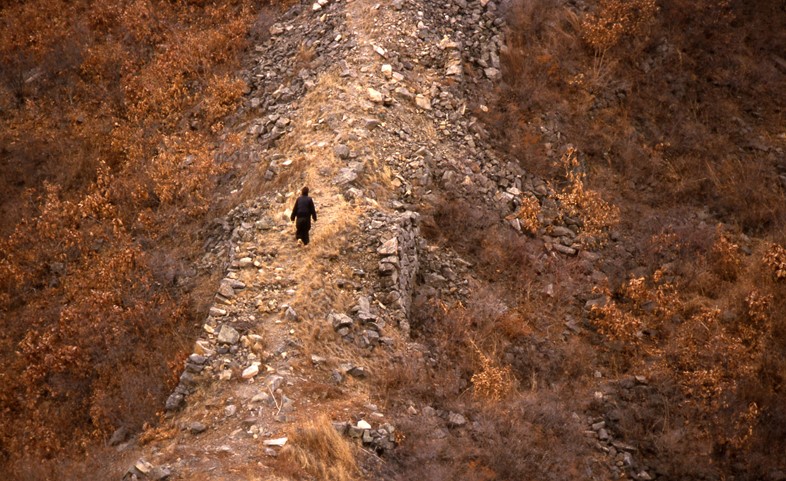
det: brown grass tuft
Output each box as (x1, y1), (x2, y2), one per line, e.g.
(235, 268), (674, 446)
(280, 415), (358, 481)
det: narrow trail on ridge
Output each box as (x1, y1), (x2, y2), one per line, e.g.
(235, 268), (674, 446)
(113, 0), (631, 479)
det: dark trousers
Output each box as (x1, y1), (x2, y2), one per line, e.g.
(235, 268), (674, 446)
(295, 217), (311, 245)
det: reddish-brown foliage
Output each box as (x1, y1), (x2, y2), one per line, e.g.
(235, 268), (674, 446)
(0, 0), (289, 467)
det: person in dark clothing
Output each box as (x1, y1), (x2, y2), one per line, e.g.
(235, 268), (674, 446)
(290, 186), (317, 245)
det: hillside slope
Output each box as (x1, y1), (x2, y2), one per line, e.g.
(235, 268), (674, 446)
(4, 0), (786, 480)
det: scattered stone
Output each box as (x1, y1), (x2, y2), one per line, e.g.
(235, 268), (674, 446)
(334, 167), (359, 186)
(357, 419), (372, 430)
(218, 283), (235, 299)
(165, 393), (184, 412)
(447, 412), (467, 427)
(484, 67), (501, 80)
(217, 325), (240, 345)
(334, 144), (350, 159)
(553, 244), (577, 256)
(124, 459), (171, 481)
(415, 94), (432, 110)
(109, 426), (129, 446)
(395, 86), (414, 101)
(188, 354), (207, 365)
(612, 441), (637, 452)
(331, 313), (354, 331)
(209, 307), (227, 317)
(189, 422), (207, 435)
(242, 363), (260, 379)
(238, 257), (254, 268)
(377, 237), (399, 255)
(364, 118), (381, 130)
(284, 306), (299, 322)
(263, 437), (289, 447)
(266, 374), (285, 392)
(368, 87), (384, 103)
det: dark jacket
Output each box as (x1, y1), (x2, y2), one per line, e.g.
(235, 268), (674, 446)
(290, 195), (317, 222)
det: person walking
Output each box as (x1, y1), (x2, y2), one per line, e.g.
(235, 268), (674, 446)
(290, 186), (317, 245)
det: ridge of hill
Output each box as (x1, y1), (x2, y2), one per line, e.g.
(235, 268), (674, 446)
(105, 0), (622, 479)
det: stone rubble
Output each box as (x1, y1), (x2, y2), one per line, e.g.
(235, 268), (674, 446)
(150, 0), (630, 478)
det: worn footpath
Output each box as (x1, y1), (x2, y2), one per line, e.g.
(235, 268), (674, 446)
(118, 1), (655, 480)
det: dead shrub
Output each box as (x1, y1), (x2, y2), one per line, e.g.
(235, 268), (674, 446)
(508, 194), (541, 235)
(710, 224), (742, 281)
(762, 243), (786, 281)
(554, 147), (620, 248)
(469, 340), (516, 401)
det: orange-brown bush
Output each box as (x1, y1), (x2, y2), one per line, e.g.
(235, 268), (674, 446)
(0, 0), (285, 467)
(554, 147), (620, 247)
(581, 0), (658, 55)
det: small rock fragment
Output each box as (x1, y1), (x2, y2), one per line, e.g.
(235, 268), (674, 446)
(242, 363), (260, 379)
(368, 88), (384, 103)
(447, 412), (467, 427)
(263, 437), (289, 447)
(217, 325), (240, 345)
(189, 422), (207, 435)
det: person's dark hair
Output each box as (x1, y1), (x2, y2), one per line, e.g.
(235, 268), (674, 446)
(302, 186), (309, 196)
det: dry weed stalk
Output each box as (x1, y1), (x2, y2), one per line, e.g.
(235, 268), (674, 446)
(555, 147), (620, 248)
(762, 243), (786, 280)
(710, 225), (742, 280)
(590, 286), (643, 348)
(470, 340), (515, 401)
(0, 0), (264, 462)
(512, 195), (542, 234)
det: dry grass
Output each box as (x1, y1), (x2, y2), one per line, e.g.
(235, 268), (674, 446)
(279, 415), (358, 481)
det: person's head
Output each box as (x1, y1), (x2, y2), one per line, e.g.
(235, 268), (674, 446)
(301, 186), (309, 196)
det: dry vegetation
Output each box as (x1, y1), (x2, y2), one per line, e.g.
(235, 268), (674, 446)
(2, 0), (785, 479)
(0, 0), (294, 470)
(279, 415), (359, 481)
(493, 0), (786, 232)
(481, 0), (786, 478)
(376, 193), (602, 479)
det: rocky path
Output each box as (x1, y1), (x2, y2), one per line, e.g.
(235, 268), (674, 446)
(118, 1), (650, 480)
